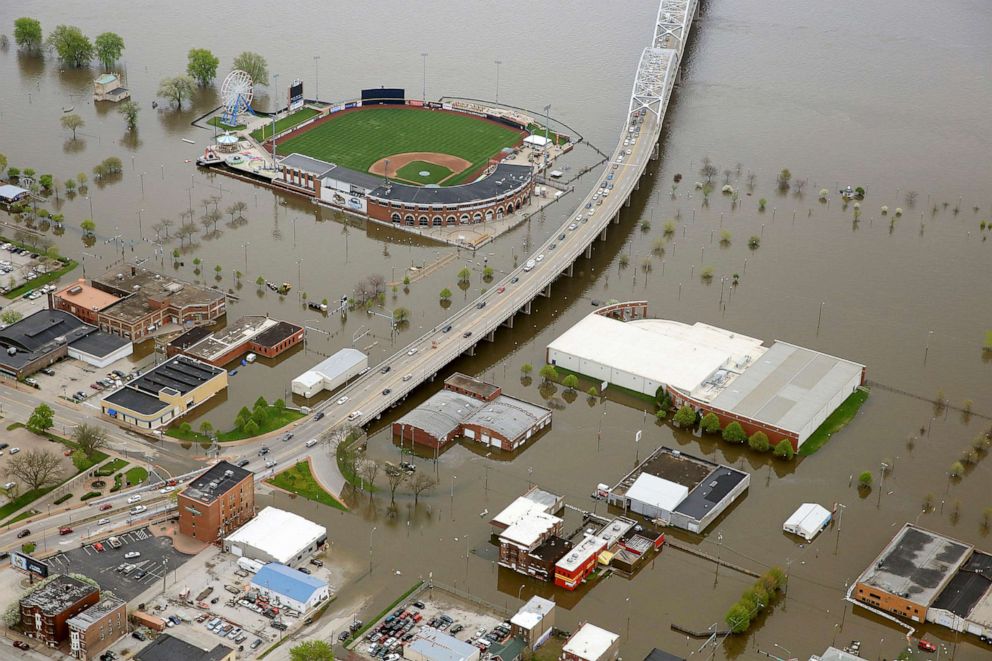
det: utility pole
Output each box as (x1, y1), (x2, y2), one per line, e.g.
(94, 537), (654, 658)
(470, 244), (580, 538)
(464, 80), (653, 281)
(495, 59), (502, 104)
(313, 55), (320, 102)
(421, 53), (428, 102)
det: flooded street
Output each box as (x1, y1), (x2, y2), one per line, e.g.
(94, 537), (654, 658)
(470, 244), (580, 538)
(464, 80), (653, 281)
(2, 0), (991, 658)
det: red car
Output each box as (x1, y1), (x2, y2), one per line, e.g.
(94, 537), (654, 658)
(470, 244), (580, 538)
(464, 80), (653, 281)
(93, 542), (105, 552)
(918, 640), (937, 653)
(497, 286), (505, 294)
(99, 503), (113, 511)
(59, 526), (73, 535)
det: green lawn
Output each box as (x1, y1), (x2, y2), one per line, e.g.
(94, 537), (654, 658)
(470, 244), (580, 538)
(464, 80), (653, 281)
(395, 160), (452, 185)
(95, 458), (129, 477)
(526, 122), (570, 145)
(799, 388), (870, 456)
(125, 466), (148, 485)
(0, 487), (56, 522)
(251, 107), (320, 142)
(276, 107), (522, 186)
(165, 405), (304, 442)
(5, 509), (38, 526)
(266, 461), (346, 511)
(207, 116), (246, 131)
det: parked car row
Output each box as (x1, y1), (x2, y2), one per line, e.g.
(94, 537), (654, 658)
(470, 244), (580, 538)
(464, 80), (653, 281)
(203, 616), (249, 645)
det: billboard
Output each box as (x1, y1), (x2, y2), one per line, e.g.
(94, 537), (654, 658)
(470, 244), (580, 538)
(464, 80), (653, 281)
(10, 551), (49, 578)
(289, 80), (304, 111)
(361, 87), (405, 106)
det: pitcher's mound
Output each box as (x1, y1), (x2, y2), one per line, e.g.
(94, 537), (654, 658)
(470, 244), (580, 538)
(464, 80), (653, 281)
(370, 152), (471, 185)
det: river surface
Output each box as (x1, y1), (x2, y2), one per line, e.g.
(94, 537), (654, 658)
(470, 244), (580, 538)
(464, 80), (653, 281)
(1, 1), (991, 658)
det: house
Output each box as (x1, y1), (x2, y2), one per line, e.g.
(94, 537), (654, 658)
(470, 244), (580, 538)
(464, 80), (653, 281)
(93, 73), (130, 102)
(178, 461), (255, 542)
(405, 626), (481, 661)
(67, 596), (127, 660)
(554, 535), (606, 591)
(510, 596), (556, 650)
(135, 633), (234, 661)
(560, 623), (619, 661)
(20, 575), (100, 644)
(166, 315), (303, 366)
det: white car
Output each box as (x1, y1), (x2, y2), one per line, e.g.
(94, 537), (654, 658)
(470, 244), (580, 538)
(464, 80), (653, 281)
(130, 505), (147, 515)
(535, 254), (544, 262)
(336, 396), (349, 406)
(127, 494), (142, 504)
(626, 148), (632, 155)
(407, 348), (418, 356)
(9, 448), (19, 455)
(98, 518), (110, 525)
(124, 551), (140, 559)
(265, 459), (277, 468)
(159, 486), (174, 494)
(402, 374), (412, 381)
(568, 223), (577, 231)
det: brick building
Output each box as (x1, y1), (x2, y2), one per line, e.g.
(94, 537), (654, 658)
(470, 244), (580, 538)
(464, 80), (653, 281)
(561, 623), (620, 661)
(20, 575), (99, 645)
(67, 596), (127, 660)
(167, 315), (303, 366)
(178, 461), (255, 543)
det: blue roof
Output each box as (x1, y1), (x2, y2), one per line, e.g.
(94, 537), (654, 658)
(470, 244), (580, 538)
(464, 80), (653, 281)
(251, 563), (326, 603)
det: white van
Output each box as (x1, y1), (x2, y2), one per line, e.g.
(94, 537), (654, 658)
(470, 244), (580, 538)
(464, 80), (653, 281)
(347, 411), (362, 421)
(523, 259), (536, 272)
(305, 439), (318, 448)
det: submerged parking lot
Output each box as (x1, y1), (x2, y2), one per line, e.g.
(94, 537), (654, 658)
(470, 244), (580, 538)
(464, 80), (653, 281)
(45, 527), (193, 601)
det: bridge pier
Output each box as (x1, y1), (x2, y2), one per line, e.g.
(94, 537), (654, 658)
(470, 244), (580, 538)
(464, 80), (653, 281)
(463, 344), (476, 357)
(613, 212), (621, 225)
(635, 180), (640, 191)
(502, 314), (514, 329)
(585, 243), (594, 258)
(652, 143), (660, 161)
(600, 227), (609, 242)
(624, 196), (632, 208)
(539, 284), (551, 298)
(563, 263), (574, 277)
(485, 330), (496, 342)
(520, 300), (532, 315)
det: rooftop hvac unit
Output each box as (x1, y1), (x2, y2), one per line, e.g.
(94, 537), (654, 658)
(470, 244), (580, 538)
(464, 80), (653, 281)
(116, 273), (124, 280)
(132, 285), (141, 291)
(68, 285), (83, 295)
(224, 470), (234, 477)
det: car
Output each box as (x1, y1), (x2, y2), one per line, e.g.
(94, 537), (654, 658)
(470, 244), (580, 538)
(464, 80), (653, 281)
(568, 223), (577, 231)
(298, 567), (311, 574)
(130, 505), (146, 515)
(626, 148), (632, 155)
(450, 624), (464, 634)
(132, 631), (147, 641)
(336, 396), (349, 405)
(13, 641), (29, 650)
(93, 542), (105, 552)
(236, 458), (250, 467)
(258, 447), (270, 456)
(536, 254), (544, 262)
(99, 502), (113, 511)
(339, 631), (351, 642)
(559, 233), (566, 240)
(348, 410), (363, 421)
(159, 485), (174, 493)
(510, 277), (519, 283)
(40, 367), (55, 376)
(402, 374), (412, 381)
(8, 447), (19, 454)
(310, 558), (324, 567)
(16, 529), (30, 539)
(407, 348), (418, 356)
(127, 494), (142, 504)
(133, 569), (147, 579)
(314, 411), (325, 421)
(379, 365), (392, 375)
(462, 331), (472, 338)
(282, 432), (294, 442)
(98, 517), (110, 525)
(549, 243), (557, 250)
(382, 388), (392, 396)
(442, 324), (452, 333)
(265, 459), (277, 468)
(59, 526), (73, 535)
(476, 301), (486, 309)
(497, 286), (505, 294)
(305, 438), (318, 448)
(917, 640), (937, 653)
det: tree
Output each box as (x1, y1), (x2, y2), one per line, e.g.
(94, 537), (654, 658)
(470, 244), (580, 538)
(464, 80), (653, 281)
(773, 440), (794, 460)
(539, 364), (558, 383)
(256, 275), (265, 288)
(949, 461), (965, 478)
(39, 173), (53, 191)
(187, 48), (220, 86)
(408, 471), (437, 505)
(385, 468), (407, 504)
(0, 309), (24, 325)
(80, 218), (96, 235)
(777, 168), (792, 191)
(562, 374), (579, 391)
(27, 404), (55, 434)
(725, 601), (752, 634)
(243, 419), (259, 436)
(2, 449), (64, 492)
(457, 267), (471, 283)
(858, 471), (873, 489)
(46, 25), (93, 67)
(357, 458), (380, 500)
(157, 75), (195, 110)
(60, 114), (84, 140)
(673, 405), (697, 429)
(118, 100), (139, 132)
(233, 51), (269, 86)
(71, 449), (89, 472)
(392, 307), (410, 323)
(199, 421), (214, 435)
(94, 32), (124, 71)
(0, 153), (6, 177)
(439, 288), (452, 301)
(14, 18), (43, 51)
(482, 266), (494, 281)
(700, 412), (721, 434)
(699, 156), (717, 183)
(748, 431), (770, 452)
(722, 422), (747, 444)
(520, 363), (533, 376)
(73, 424), (108, 457)
(290, 640), (334, 661)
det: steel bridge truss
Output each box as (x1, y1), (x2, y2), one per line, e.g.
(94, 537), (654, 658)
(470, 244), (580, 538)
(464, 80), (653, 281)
(627, 47), (677, 121)
(653, 0), (696, 55)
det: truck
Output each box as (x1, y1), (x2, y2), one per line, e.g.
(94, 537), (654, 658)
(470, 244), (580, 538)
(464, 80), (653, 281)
(237, 557), (266, 574)
(523, 259), (536, 272)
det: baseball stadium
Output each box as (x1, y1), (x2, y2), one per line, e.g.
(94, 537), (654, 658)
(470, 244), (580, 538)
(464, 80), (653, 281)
(206, 89), (570, 229)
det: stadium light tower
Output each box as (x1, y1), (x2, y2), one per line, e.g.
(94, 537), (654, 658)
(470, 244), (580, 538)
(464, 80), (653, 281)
(313, 55), (321, 102)
(271, 73), (280, 169)
(421, 52), (428, 102)
(495, 60), (502, 104)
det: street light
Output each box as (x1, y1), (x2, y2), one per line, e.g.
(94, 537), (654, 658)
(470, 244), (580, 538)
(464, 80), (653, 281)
(241, 242), (250, 272)
(137, 208), (144, 240)
(369, 526), (377, 574)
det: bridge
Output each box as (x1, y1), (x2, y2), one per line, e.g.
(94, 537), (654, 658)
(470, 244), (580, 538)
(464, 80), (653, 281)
(235, 0), (700, 495)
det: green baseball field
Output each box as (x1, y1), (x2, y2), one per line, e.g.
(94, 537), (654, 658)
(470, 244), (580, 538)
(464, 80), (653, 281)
(275, 106), (524, 186)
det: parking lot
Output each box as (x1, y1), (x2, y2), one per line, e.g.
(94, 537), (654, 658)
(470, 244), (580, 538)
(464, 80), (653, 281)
(46, 527), (193, 601)
(0, 241), (57, 296)
(353, 585), (511, 661)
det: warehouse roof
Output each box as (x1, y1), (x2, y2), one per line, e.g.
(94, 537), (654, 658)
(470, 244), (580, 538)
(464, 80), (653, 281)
(562, 623), (618, 661)
(409, 626), (480, 661)
(368, 163), (532, 206)
(783, 503), (832, 541)
(673, 466), (748, 521)
(68, 331), (131, 358)
(103, 386), (169, 415)
(54, 279), (121, 311)
(0, 309), (92, 353)
(463, 396), (550, 441)
(547, 314), (765, 394)
(444, 372), (501, 400)
(857, 524), (972, 607)
(644, 649), (685, 661)
(306, 348), (367, 380)
(625, 473), (688, 513)
(226, 507), (326, 564)
(396, 389), (484, 439)
(708, 341), (864, 439)
(556, 535), (605, 573)
(129, 356), (224, 396)
(932, 552), (992, 619)
(251, 563), (327, 604)
(511, 595), (555, 629)
(182, 315), (279, 362)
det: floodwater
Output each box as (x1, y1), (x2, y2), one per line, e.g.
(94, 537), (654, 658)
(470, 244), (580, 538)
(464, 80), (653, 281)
(2, 0), (992, 658)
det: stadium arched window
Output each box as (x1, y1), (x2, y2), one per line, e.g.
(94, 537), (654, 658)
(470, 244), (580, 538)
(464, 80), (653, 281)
(496, 207), (504, 219)
(432, 216), (442, 226)
(419, 215), (429, 226)
(460, 214), (470, 224)
(391, 213), (401, 223)
(446, 215), (456, 225)
(404, 214), (414, 225)
(473, 212), (482, 222)
(485, 210), (494, 221)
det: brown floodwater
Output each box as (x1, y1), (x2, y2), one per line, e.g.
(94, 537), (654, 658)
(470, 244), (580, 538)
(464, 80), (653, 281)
(1, 0), (991, 658)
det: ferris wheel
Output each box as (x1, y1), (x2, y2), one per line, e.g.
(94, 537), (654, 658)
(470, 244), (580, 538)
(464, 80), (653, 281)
(219, 69), (254, 127)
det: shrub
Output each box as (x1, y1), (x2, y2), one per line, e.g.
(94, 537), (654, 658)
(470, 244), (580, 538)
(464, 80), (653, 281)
(949, 461), (965, 478)
(53, 493), (72, 505)
(858, 471), (873, 488)
(672, 405), (697, 428)
(562, 374), (579, 391)
(748, 431), (770, 452)
(22, 542), (36, 554)
(748, 235), (760, 249)
(700, 412), (721, 434)
(773, 440), (794, 460)
(80, 491), (101, 501)
(722, 422), (747, 444)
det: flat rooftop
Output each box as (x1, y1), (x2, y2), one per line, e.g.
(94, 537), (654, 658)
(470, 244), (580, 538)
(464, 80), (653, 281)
(932, 551), (992, 619)
(303, 348), (367, 380)
(556, 534), (604, 573)
(67, 596), (125, 630)
(562, 623), (618, 661)
(182, 460), (253, 505)
(55, 279), (121, 311)
(69, 331), (131, 358)
(396, 389), (484, 439)
(183, 315), (278, 362)
(0, 308), (92, 354)
(548, 313), (765, 394)
(92, 264), (224, 324)
(610, 446), (716, 500)
(444, 372), (501, 400)
(463, 396), (550, 441)
(129, 355), (224, 397)
(103, 386), (169, 416)
(708, 341), (865, 438)
(858, 524), (972, 607)
(409, 627), (481, 661)
(368, 162), (533, 205)
(227, 506), (327, 563)
(500, 511), (561, 548)
(21, 575), (97, 615)
(673, 466), (747, 521)
(253, 320), (302, 348)
(491, 487), (562, 529)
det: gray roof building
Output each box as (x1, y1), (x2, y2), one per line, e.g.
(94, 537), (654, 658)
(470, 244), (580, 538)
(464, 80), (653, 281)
(135, 633), (234, 661)
(21, 575), (98, 615)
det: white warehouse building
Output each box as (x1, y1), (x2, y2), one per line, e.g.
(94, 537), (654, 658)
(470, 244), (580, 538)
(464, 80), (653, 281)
(224, 507), (327, 565)
(547, 303), (866, 450)
(291, 348), (368, 398)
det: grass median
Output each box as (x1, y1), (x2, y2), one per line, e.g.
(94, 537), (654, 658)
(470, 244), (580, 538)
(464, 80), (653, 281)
(267, 461), (345, 511)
